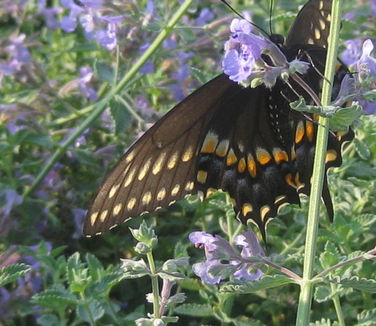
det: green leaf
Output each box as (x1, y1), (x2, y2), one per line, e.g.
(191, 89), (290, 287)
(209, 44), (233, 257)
(85, 253), (104, 279)
(66, 252), (90, 293)
(173, 303), (213, 317)
(309, 318), (332, 326)
(95, 61), (115, 82)
(86, 270), (124, 295)
(0, 263), (31, 286)
(36, 314), (60, 326)
(220, 275), (296, 294)
(77, 299), (105, 323)
(110, 100), (132, 135)
(357, 308), (376, 326)
(353, 138), (371, 160)
(330, 276), (376, 293)
(319, 241), (342, 269)
(32, 286), (78, 310)
(232, 318), (265, 326)
(314, 285), (332, 303)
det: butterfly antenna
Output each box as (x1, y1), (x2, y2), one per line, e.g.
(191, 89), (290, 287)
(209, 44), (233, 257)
(269, 0), (274, 35)
(220, 0), (270, 38)
(302, 50), (331, 85)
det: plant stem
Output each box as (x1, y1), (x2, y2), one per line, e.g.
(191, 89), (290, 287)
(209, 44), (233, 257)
(23, 0), (195, 199)
(146, 251), (161, 319)
(315, 246), (376, 279)
(331, 284), (346, 326)
(295, 0), (343, 325)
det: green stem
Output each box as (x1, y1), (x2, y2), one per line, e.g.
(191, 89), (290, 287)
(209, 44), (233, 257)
(22, 0), (195, 199)
(331, 284), (346, 326)
(146, 251), (161, 319)
(295, 0), (343, 325)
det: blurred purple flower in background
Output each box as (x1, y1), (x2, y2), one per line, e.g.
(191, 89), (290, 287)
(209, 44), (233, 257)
(38, 0), (62, 29)
(341, 39), (363, 66)
(71, 208), (86, 239)
(0, 34), (31, 85)
(189, 230), (265, 285)
(340, 39), (376, 115)
(195, 8), (214, 26)
(2, 190), (23, 217)
(61, 0), (123, 50)
(78, 66), (98, 101)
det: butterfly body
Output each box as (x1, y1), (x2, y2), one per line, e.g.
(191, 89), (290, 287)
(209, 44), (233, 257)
(84, 0), (352, 237)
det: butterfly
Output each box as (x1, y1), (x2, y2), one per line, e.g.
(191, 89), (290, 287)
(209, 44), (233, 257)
(84, 0), (353, 239)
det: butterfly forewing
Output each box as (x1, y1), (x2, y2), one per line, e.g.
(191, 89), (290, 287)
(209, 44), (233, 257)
(285, 0), (332, 48)
(85, 75), (236, 235)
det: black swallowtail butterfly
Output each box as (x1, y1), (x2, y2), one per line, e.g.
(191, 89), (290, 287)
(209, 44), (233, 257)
(84, 0), (353, 239)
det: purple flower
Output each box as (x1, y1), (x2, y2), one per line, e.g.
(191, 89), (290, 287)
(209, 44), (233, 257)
(372, 0), (376, 15)
(189, 230), (265, 285)
(341, 39), (363, 66)
(72, 208), (86, 239)
(222, 19), (265, 83)
(60, 0), (123, 50)
(222, 19), (300, 87)
(2, 189), (23, 217)
(139, 43), (155, 74)
(61, 0), (84, 32)
(357, 39), (376, 76)
(195, 8), (214, 26)
(38, 0), (62, 29)
(0, 34), (31, 84)
(352, 39), (376, 114)
(78, 66), (97, 101)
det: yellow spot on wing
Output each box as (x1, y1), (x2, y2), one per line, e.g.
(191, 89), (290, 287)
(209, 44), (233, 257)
(273, 148), (288, 164)
(90, 212), (98, 226)
(326, 149), (337, 163)
(182, 146), (194, 162)
(216, 140), (229, 157)
(124, 167), (136, 188)
(153, 152), (166, 175)
(247, 154), (257, 178)
(201, 131), (218, 153)
(100, 210), (108, 222)
(305, 121), (314, 142)
(197, 170), (208, 184)
(113, 203), (122, 216)
(260, 205), (270, 221)
(319, 18), (326, 30)
(285, 173), (297, 188)
(242, 203), (253, 216)
(157, 188), (166, 201)
(142, 191), (152, 205)
(109, 184), (120, 199)
(226, 149), (238, 166)
(295, 121), (305, 144)
(256, 148), (271, 165)
(237, 158), (246, 173)
(167, 152), (179, 169)
(125, 150), (135, 163)
(314, 28), (321, 40)
(128, 197), (136, 210)
(274, 195), (286, 204)
(171, 184), (180, 196)
(185, 181), (194, 191)
(138, 158), (152, 181)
